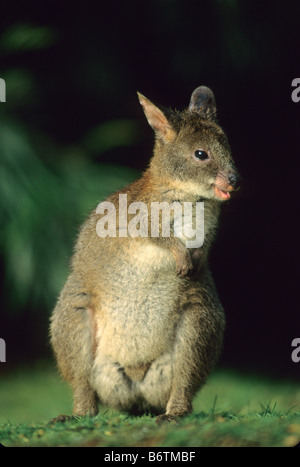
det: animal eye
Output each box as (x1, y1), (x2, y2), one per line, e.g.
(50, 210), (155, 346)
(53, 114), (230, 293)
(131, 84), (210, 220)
(194, 150), (209, 161)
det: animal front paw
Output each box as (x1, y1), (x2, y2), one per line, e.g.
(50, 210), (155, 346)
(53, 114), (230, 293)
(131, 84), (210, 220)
(171, 245), (193, 277)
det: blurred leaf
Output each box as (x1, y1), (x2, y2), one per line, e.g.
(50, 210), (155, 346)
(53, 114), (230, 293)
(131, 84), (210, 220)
(83, 119), (141, 154)
(0, 118), (139, 312)
(0, 23), (56, 51)
(2, 69), (34, 104)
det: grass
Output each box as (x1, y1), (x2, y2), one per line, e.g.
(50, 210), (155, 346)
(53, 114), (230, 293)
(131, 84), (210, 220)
(0, 362), (299, 447)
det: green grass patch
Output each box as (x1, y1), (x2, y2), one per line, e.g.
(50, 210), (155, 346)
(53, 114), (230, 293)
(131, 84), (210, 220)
(0, 362), (299, 447)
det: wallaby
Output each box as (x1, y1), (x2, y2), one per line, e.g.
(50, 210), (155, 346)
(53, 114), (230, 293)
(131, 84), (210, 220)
(50, 86), (240, 423)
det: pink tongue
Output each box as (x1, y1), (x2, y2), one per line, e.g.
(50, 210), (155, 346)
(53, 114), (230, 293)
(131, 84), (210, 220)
(215, 186), (231, 200)
(220, 189), (231, 200)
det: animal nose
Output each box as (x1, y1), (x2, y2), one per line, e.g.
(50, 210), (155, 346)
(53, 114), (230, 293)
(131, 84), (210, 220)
(228, 172), (241, 190)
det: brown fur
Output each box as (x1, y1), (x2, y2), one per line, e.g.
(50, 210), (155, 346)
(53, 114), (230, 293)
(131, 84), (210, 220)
(50, 86), (239, 422)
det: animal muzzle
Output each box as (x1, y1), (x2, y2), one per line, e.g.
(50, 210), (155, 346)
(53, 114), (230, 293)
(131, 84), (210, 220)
(214, 170), (241, 200)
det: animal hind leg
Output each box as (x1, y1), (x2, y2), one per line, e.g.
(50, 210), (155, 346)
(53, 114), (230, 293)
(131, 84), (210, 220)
(156, 276), (225, 423)
(50, 276), (99, 420)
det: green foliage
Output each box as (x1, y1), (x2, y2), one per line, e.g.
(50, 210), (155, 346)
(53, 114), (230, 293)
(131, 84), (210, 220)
(0, 366), (299, 447)
(83, 119), (142, 155)
(0, 115), (139, 312)
(0, 23), (56, 52)
(0, 18), (143, 319)
(0, 15), (142, 319)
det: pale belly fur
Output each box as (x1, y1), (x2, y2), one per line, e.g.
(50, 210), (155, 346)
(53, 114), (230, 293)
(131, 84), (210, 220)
(91, 242), (182, 411)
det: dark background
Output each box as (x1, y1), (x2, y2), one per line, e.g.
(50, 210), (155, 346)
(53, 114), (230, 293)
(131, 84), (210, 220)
(0, 0), (299, 379)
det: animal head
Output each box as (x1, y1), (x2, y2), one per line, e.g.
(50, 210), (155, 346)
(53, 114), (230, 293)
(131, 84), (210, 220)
(138, 86), (240, 201)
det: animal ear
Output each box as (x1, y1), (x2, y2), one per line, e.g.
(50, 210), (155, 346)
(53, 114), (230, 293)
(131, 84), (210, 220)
(137, 92), (176, 142)
(188, 86), (217, 119)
